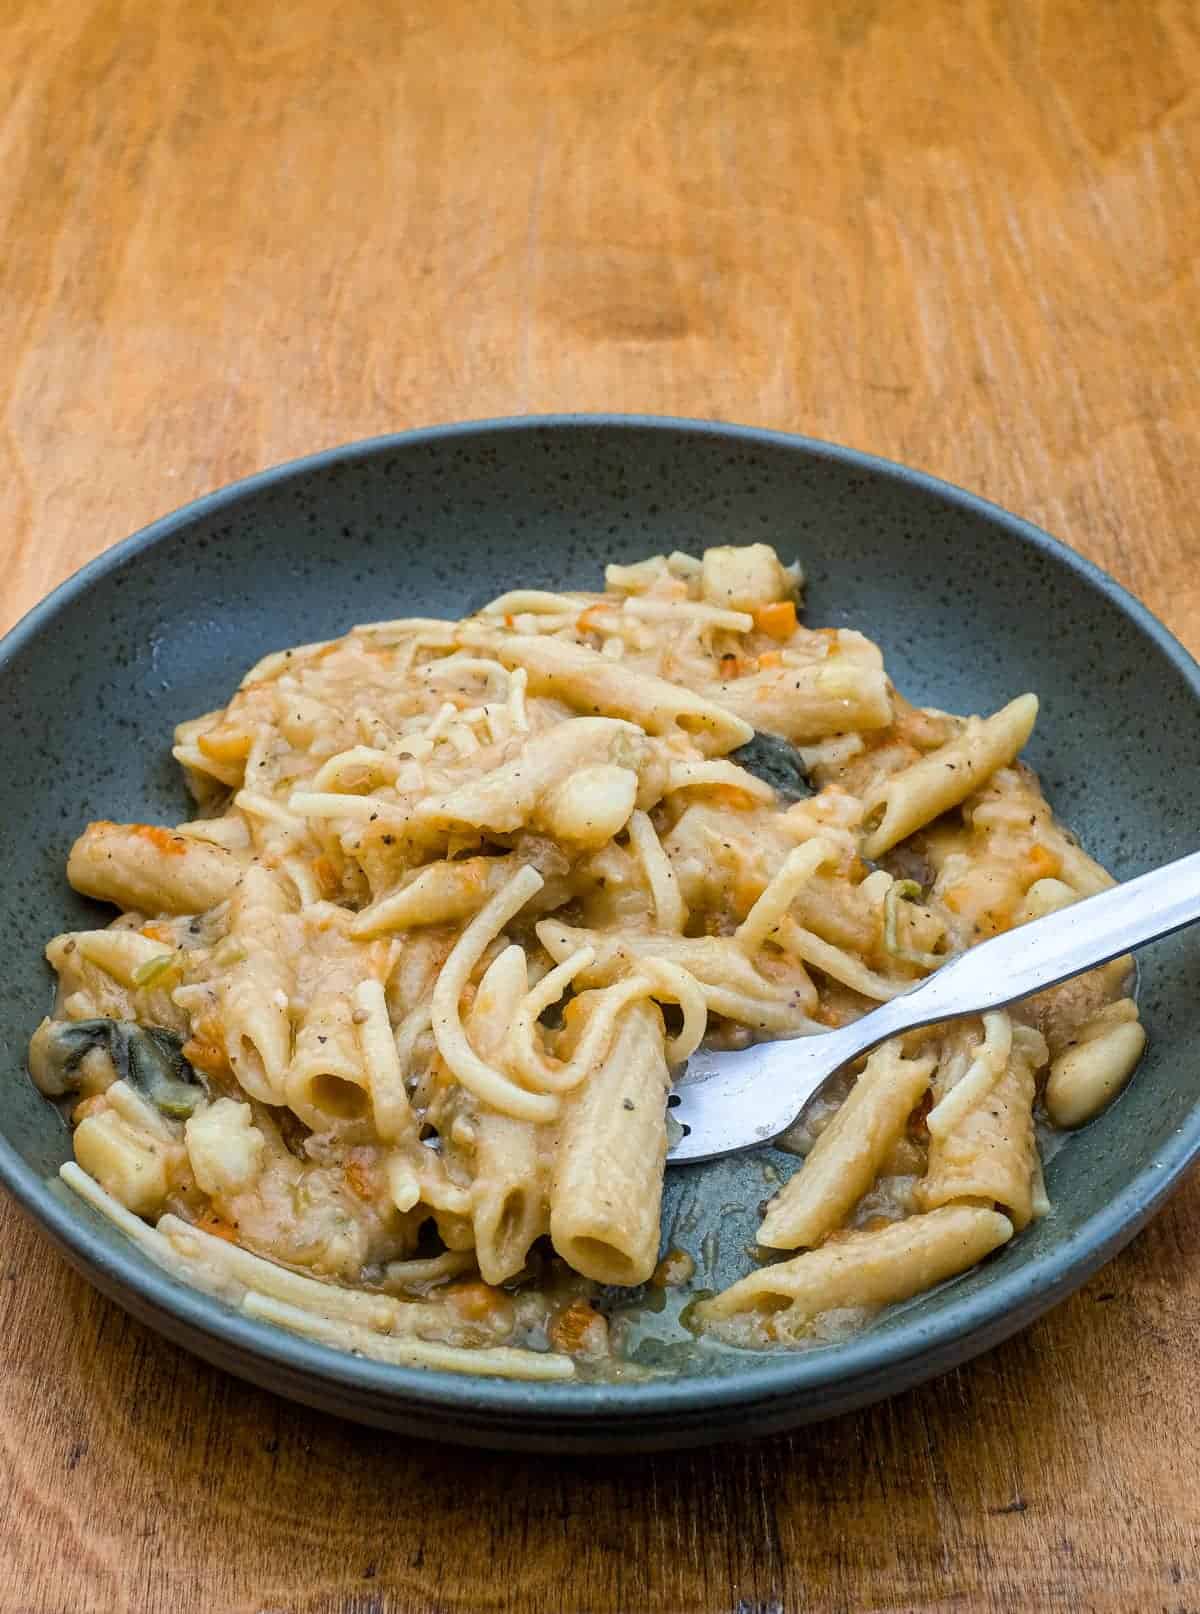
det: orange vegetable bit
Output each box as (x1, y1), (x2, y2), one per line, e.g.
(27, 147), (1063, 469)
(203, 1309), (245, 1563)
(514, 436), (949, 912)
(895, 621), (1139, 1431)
(650, 1246), (696, 1289)
(446, 1281), (516, 1335)
(813, 999), (848, 1029)
(941, 882), (971, 914)
(344, 1151), (377, 1201)
(709, 783), (757, 812)
(196, 725), (251, 763)
(194, 1210), (239, 1243)
(547, 1298), (608, 1357)
(754, 600), (797, 640)
(312, 855), (341, 897)
(131, 824), (189, 856)
(182, 1037), (230, 1076)
(1025, 844), (1062, 883)
(977, 903), (1014, 937)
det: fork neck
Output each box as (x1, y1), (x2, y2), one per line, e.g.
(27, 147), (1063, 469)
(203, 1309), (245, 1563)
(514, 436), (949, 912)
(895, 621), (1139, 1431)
(818, 995), (912, 1070)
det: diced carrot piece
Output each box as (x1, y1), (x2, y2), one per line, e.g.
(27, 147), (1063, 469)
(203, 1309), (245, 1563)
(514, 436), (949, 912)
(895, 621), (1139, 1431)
(1025, 844), (1062, 882)
(182, 1038), (230, 1076)
(197, 725), (251, 763)
(757, 650), (782, 669)
(548, 1299), (607, 1356)
(447, 1281), (515, 1333)
(312, 855), (340, 897)
(755, 601), (797, 639)
(344, 1153), (376, 1201)
(140, 921), (175, 943)
(650, 1247), (696, 1289)
(979, 904), (1014, 936)
(194, 1211), (239, 1243)
(132, 825), (188, 856)
(709, 785), (754, 811)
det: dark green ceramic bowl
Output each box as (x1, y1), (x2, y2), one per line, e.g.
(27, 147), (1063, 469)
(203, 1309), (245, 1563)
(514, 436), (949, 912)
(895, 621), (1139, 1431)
(2, 417), (1198, 1452)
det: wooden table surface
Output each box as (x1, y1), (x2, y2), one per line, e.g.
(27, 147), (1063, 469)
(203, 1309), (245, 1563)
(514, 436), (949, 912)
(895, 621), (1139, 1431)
(3, 3), (1199, 1609)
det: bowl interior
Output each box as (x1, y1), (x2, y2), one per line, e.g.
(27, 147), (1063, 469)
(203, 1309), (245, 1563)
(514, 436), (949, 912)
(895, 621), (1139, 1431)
(3, 418), (1199, 1431)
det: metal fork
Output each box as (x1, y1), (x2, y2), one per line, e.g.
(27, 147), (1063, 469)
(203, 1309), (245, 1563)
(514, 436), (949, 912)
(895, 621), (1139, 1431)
(667, 848), (1200, 1164)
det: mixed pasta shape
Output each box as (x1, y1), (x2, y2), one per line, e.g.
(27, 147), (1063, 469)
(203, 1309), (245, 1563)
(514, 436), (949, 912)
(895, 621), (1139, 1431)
(32, 543), (1144, 1378)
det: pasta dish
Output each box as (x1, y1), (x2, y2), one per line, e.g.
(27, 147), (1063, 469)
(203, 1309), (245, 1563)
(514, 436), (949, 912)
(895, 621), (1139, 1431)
(30, 543), (1144, 1379)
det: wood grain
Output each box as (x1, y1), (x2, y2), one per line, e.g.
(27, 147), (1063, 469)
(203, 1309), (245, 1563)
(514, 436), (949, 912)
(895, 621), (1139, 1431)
(2, 2), (1199, 1609)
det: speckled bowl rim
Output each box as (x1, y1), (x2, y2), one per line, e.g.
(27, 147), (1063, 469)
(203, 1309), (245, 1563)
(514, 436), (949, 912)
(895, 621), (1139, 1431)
(3, 413), (1199, 1435)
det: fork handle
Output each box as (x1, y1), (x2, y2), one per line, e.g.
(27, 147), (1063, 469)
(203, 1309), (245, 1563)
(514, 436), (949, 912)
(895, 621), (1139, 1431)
(827, 847), (1200, 1060)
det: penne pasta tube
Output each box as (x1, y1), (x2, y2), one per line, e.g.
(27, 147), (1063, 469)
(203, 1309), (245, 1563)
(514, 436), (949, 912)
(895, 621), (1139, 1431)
(67, 820), (242, 914)
(697, 1205), (1014, 1327)
(475, 632), (754, 754)
(758, 1041), (936, 1250)
(350, 856), (518, 937)
(67, 928), (177, 988)
(537, 919), (819, 1030)
(860, 694), (1039, 858)
(703, 629), (892, 742)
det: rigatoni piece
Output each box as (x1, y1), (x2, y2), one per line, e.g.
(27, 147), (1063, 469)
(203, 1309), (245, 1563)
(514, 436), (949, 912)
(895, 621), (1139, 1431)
(549, 999), (671, 1286)
(758, 1041), (935, 1250)
(287, 987), (372, 1127)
